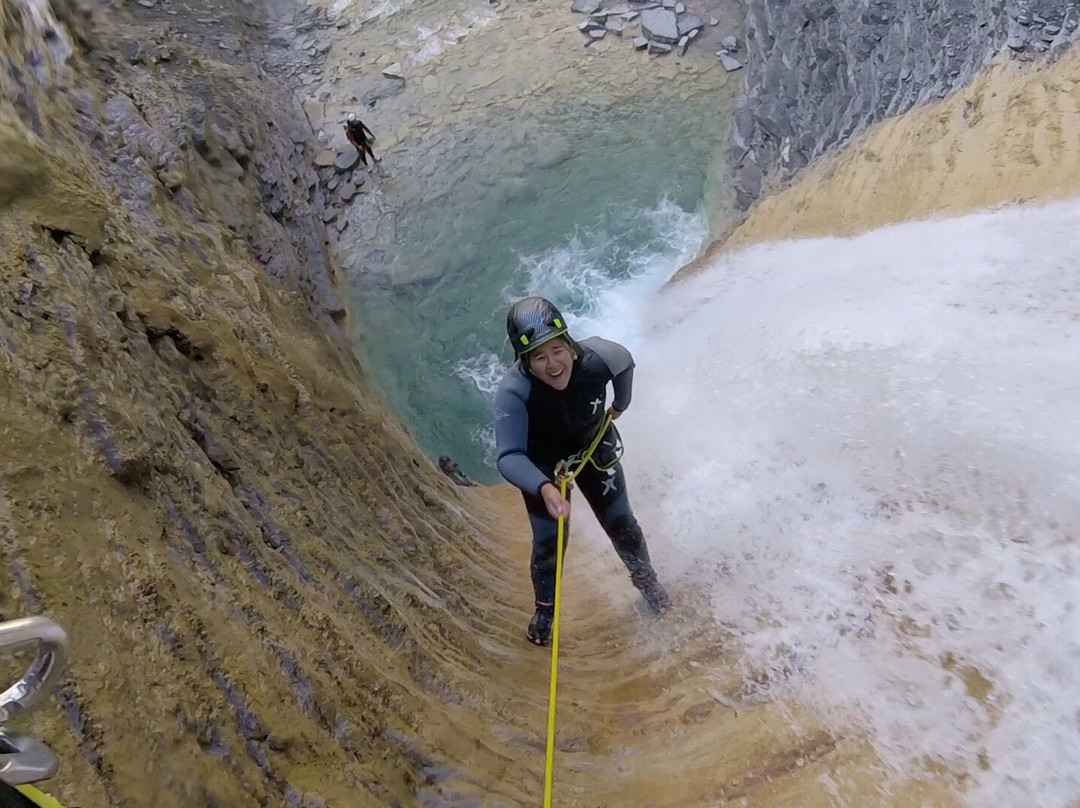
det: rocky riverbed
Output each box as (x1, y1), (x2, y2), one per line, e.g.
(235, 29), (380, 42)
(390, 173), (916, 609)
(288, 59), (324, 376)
(271, 0), (744, 292)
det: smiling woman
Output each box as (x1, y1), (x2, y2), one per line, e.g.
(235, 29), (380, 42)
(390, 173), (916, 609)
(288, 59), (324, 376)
(493, 297), (670, 645)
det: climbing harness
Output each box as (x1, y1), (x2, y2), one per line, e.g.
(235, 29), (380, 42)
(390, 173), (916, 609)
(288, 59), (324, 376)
(542, 413), (614, 808)
(559, 420), (623, 475)
(0, 617), (70, 808)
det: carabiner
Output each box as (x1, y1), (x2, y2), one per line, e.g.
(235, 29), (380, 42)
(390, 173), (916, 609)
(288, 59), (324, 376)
(0, 617), (69, 725)
(0, 732), (59, 786)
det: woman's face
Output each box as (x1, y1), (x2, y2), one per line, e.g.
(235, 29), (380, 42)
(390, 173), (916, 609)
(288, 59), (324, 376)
(527, 339), (574, 390)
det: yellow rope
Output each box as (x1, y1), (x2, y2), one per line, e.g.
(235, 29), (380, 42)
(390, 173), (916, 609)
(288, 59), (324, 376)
(542, 413), (613, 808)
(16, 784), (66, 808)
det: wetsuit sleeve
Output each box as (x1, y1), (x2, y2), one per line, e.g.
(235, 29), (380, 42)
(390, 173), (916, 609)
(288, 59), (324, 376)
(611, 367), (633, 412)
(581, 337), (635, 412)
(494, 373), (550, 496)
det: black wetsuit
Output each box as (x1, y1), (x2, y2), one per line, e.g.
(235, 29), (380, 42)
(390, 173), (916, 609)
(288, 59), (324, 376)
(493, 337), (659, 608)
(344, 119), (375, 165)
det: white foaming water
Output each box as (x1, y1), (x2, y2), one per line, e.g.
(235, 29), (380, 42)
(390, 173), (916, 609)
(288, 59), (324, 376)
(614, 197), (1080, 806)
(504, 198), (707, 351)
(457, 198), (707, 465)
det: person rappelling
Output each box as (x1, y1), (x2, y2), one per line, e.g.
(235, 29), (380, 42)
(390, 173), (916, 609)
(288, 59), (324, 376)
(493, 296), (670, 646)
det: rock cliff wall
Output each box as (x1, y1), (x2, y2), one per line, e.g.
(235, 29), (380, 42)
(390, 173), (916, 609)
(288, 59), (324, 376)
(0, 0), (522, 804)
(731, 0), (1080, 210)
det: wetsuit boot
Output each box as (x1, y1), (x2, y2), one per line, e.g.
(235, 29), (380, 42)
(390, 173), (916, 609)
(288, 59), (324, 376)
(606, 515), (670, 615)
(527, 603), (554, 646)
(632, 568), (671, 615)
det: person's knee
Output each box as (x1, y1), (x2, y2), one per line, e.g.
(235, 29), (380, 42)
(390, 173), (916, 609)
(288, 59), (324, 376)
(531, 529), (558, 568)
(602, 512), (640, 544)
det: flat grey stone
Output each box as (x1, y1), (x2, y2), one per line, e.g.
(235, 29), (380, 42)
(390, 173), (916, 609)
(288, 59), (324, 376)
(710, 16), (719, 25)
(622, 11), (639, 20)
(720, 34), (738, 50)
(382, 62), (403, 79)
(571, 0), (602, 12)
(314, 149), (336, 167)
(677, 14), (704, 36)
(678, 34), (690, 54)
(606, 19), (625, 34)
(589, 28), (607, 39)
(718, 52), (743, 71)
(633, 36), (649, 49)
(302, 99), (325, 129)
(649, 41), (672, 54)
(675, 2), (685, 12)
(641, 8), (679, 43)
(335, 149), (362, 171)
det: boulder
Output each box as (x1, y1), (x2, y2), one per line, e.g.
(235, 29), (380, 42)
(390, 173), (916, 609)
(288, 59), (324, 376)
(334, 149), (361, 171)
(718, 52), (743, 71)
(677, 14), (704, 36)
(641, 8), (679, 43)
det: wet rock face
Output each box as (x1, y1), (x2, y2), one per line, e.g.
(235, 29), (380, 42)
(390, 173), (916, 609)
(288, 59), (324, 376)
(1, 1), (514, 806)
(732, 0), (1080, 210)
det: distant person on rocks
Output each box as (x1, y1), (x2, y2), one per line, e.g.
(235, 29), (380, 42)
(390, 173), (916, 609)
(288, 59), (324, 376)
(493, 296), (670, 647)
(343, 112), (377, 167)
(438, 456), (476, 487)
